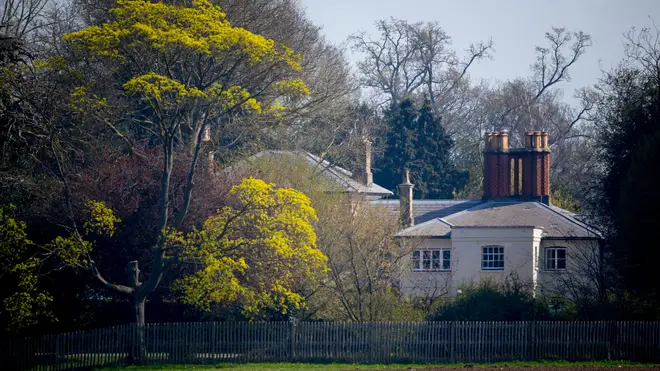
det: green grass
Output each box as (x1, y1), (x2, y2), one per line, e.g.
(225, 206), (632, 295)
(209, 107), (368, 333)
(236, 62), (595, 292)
(98, 360), (660, 371)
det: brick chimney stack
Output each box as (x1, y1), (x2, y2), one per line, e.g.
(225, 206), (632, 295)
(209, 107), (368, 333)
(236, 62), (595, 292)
(483, 130), (551, 204)
(398, 168), (414, 228)
(522, 131), (551, 204)
(483, 131), (510, 199)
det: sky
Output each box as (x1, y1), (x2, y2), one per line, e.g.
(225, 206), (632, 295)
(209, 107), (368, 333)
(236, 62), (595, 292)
(299, 0), (660, 107)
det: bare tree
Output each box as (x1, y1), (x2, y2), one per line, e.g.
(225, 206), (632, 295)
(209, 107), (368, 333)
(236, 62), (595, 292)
(349, 17), (493, 109)
(309, 197), (422, 322)
(0, 0), (50, 39)
(239, 154), (423, 321)
(452, 28), (596, 198)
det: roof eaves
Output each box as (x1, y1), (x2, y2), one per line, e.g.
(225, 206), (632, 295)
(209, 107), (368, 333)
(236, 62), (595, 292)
(451, 225), (544, 229)
(536, 202), (602, 238)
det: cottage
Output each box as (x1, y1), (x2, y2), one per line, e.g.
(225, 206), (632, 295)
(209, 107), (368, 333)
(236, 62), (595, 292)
(374, 131), (601, 299)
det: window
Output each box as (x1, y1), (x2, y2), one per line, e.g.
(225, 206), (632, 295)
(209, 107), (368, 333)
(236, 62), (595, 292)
(412, 249), (451, 271)
(482, 246), (504, 270)
(545, 247), (567, 271)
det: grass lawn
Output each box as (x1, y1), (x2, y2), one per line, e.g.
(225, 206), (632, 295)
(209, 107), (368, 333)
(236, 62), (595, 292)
(97, 360), (660, 371)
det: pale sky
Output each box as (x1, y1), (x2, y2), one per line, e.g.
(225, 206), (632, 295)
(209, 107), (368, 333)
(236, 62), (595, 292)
(300, 0), (660, 107)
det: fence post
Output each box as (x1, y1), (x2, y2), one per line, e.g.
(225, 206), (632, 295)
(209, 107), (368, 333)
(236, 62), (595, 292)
(608, 321), (616, 361)
(55, 334), (60, 370)
(289, 321), (297, 361)
(526, 321), (536, 361)
(450, 321), (455, 363)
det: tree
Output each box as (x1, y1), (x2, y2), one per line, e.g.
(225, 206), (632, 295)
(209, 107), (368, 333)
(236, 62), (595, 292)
(591, 25), (660, 303)
(0, 205), (54, 331)
(310, 196), (421, 321)
(0, 0), (327, 336)
(173, 178), (327, 316)
(377, 98), (417, 191)
(375, 98), (466, 199)
(413, 98), (467, 198)
(0, 0), (50, 40)
(0, 178), (327, 332)
(349, 17), (492, 110)
(208, 0), (357, 168)
(451, 28), (595, 199)
(235, 154), (423, 322)
(60, 0), (312, 325)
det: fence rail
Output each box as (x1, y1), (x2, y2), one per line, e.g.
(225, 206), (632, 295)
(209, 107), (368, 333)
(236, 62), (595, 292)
(2, 321), (660, 370)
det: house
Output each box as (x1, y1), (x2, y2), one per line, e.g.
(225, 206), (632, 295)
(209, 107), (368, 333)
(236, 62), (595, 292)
(223, 148), (393, 200)
(373, 131), (601, 299)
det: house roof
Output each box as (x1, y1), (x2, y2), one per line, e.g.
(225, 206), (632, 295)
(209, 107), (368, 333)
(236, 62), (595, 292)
(227, 150), (393, 197)
(394, 200), (600, 239)
(370, 199), (483, 224)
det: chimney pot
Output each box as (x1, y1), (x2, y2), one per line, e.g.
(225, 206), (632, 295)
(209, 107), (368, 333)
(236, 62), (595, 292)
(534, 131), (542, 149)
(485, 132), (496, 150)
(525, 132), (534, 148)
(541, 131), (549, 148)
(499, 132), (509, 151)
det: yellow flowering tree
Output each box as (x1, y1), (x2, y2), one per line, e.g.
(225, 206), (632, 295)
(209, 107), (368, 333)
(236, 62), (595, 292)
(49, 0), (316, 336)
(174, 178), (327, 315)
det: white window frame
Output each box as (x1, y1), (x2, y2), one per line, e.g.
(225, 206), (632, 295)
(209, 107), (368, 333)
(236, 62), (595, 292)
(481, 245), (505, 270)
(412, 249), (451, 272)
(545, 247), (567, 271)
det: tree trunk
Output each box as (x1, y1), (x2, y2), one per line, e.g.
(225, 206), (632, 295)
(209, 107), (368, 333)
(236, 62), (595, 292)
(135, 295), (145, 326)
(125, 261), (146, 364)
(129, 296), (147, 364)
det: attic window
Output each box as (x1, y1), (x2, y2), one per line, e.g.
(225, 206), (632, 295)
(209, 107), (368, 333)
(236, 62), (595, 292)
(545, 247), (567, 271)
(482, 246), (504, 270)
(412, 249), (451, 272)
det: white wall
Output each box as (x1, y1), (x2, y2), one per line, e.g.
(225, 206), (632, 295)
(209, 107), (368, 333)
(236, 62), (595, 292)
(450, 227), (542, 295)
(399, 227), (544, 298)
(537, 239), (602, 299)
(399, 238), (453, 298)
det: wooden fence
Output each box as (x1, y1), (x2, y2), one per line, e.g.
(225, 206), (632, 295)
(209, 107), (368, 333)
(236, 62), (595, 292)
(2, 321), (660, 370)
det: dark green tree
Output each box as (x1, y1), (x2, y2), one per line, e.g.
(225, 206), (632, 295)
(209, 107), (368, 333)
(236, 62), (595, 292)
(375, 97), (466, 199)
(592, 27), (660, 304)
(376, 98), (417, 191)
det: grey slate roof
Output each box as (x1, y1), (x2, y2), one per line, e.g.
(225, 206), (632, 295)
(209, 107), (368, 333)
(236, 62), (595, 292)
(370, 199), (483, 224)
(393, 200), (600, 239)
(228, 150), (393, 197)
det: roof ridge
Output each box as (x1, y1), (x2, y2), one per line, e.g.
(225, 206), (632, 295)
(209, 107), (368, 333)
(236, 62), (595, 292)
(394, 217), (453, 237)
(437, 218), (454, 227)
(440, 199), (492, 223)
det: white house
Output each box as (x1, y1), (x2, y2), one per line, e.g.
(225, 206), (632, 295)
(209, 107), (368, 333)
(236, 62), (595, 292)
(220, 132), (600, 300)
(373, 131), (601, 299)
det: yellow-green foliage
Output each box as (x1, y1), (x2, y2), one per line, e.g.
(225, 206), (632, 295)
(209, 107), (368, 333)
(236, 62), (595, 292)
(0, 202), (120, 331)
(84, 200), (121, 237)
(46, 201), (120, 266)
(63, 0), (307, 115)
(551, 183), (581, 214)
(173, 178), (328, 316)
(0, 205), (54, 331)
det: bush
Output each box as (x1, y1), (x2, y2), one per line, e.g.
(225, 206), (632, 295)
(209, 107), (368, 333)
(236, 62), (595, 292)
(427, 279), (554, 321)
